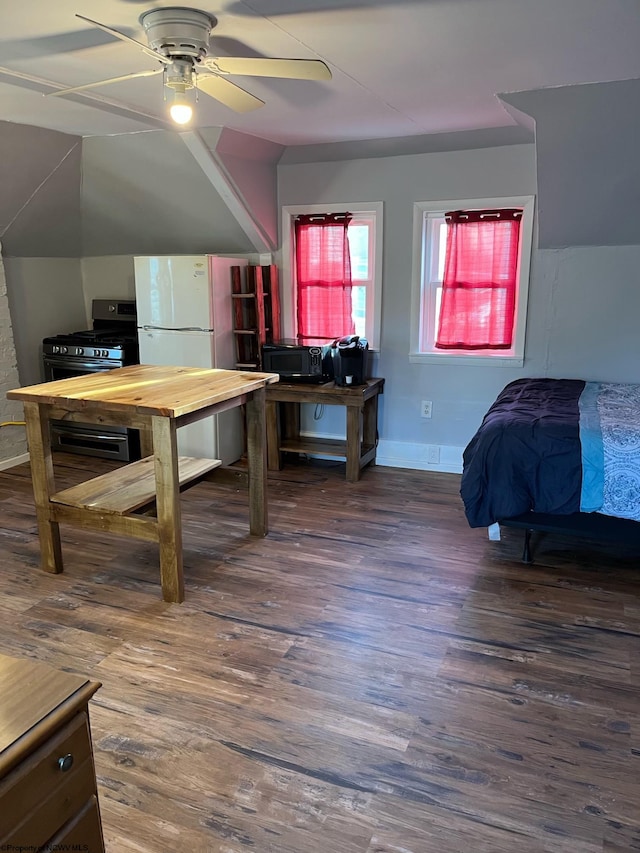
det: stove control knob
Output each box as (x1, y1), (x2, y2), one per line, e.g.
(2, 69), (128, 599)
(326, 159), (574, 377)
(61, 346), (68, 354)
(93, 349), (101, 357)
(102, 349), (109, 357)
(52, 345), (60, 354)
(76, 347), (84, 356)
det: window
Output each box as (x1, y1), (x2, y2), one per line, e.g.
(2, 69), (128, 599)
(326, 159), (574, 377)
(281, 202), (383, 349)
(295, 212), (354, 341)
(410, 195), (535, 366)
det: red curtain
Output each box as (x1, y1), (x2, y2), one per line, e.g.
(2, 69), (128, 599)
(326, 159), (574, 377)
(295, 213), (355, 340)
(436, 208), (522, 350)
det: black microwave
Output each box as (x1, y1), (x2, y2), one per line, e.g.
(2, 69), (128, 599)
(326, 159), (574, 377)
(262, 340), (334, 382)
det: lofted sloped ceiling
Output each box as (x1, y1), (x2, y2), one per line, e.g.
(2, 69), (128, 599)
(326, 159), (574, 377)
(80, 129), (270, 256)
(0, 122), (81, 257)
(180, 126), (283, 251)
(501, 78), (640, 248)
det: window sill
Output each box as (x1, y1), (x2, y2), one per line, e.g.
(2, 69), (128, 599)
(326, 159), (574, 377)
(409, 351), (524, 367)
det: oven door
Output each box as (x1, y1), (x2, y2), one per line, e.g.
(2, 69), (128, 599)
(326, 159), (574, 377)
(43, 356), (120, 382)
(43, 356), (140, 462)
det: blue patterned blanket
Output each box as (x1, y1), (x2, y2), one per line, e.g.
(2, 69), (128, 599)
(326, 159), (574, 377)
(580, 382), (640, 521)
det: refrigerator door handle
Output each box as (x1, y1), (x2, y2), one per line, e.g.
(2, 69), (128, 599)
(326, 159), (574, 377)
(139, 325), (213, 333)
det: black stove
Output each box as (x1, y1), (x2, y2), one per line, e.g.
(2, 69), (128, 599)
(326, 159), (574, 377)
(42, 299), (140, 461)
(43, 327), (138, 363)
(43, 299), (139, 364)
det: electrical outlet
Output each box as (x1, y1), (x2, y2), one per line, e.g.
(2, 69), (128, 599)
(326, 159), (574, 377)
(421, 400), (432, 419)
(427, 445), (440, 464)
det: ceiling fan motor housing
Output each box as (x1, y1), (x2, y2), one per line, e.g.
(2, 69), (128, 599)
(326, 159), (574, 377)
(139, 7), (217, 61)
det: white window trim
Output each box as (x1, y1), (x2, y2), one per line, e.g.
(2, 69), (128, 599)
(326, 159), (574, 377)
(409, 195), (535, 367)
(281, 201), (384, 350)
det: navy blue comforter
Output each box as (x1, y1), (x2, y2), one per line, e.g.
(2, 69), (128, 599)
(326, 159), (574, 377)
(460, 378), (586, 528)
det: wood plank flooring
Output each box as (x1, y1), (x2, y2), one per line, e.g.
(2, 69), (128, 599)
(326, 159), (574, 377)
(1, 452), (640, 852)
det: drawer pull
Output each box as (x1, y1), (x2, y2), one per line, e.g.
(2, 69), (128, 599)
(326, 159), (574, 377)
(57, 753), (74, 772)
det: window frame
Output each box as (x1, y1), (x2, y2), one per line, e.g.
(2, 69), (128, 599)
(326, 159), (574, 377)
(281, 201), (384, 350)
(409, 195), (535, 367)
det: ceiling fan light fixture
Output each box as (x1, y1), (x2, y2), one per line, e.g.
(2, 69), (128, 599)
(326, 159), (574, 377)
(169, 88), (193, 125)
(62, 8), (333, 123)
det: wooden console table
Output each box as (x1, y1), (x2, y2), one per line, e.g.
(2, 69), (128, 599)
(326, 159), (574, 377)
(8, 365), (278, 603)
(0, 653), (103, 850)
(265, 377), (384, 482)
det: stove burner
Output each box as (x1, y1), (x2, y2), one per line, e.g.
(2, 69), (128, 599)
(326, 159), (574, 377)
(43, 332), (138, 361)
(44, 327), (136, 345)
(43, 320), (138, 364)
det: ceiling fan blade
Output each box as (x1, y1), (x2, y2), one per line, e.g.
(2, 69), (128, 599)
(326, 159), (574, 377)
(47, 68), (164, 98)
(205, 57), (331, 81)
(196, 74), (265, 113)
(75, 14), (171, 65)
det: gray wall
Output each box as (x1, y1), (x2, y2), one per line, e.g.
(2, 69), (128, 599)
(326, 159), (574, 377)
(278, 143), (640, 466)
(0, 250), (26, 462)
(3, 104), (640, 470)
(535, 245), (640, 380)
(5, 258), (85, 386)
(0, 122), (84, 461)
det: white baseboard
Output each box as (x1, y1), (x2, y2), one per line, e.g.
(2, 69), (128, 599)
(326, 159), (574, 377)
(0, 451), (29, 471)
(1, 441), (464, 476)
(376, 439), (464, 474)
(299, 431), (464, 475)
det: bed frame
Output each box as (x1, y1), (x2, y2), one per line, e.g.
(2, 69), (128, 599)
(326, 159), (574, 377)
(499, 512), (640, 564)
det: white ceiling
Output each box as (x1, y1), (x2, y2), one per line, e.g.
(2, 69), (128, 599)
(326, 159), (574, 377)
(2, 0), (640, 148)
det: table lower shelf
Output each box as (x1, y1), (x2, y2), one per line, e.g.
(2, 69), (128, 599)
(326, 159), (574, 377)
(279, 436), (375, 461)
(50, 455), (221, 515)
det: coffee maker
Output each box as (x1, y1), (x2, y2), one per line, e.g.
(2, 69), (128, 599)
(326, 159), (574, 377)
(332, 335), (369, 386)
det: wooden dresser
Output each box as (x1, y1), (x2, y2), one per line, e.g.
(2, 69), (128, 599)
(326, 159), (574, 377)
(0, 653), (104, 851)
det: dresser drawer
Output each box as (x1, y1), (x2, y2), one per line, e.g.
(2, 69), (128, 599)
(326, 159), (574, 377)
(47, 794), (104, 853)
(0, 711), (96, 847)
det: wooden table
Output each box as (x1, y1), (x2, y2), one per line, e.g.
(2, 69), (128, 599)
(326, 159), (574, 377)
(0, 653), (103, 850)
(7, 365), (278, 603)
(265, 377), (384, 482)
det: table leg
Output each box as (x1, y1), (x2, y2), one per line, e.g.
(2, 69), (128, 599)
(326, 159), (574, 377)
(139, 424), (154, 458)
(281, 401), (300, 442)
(152, 416), (184, 603)
(265, 400), (281, 471)
(24, 402), (63, 573)
(363, 394), (379, 456)
(345, 405), (362, 483)
(246, 387), (268, 536)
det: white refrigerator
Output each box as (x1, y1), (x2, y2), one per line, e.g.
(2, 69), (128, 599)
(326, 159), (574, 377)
(134, 254), (248, 465)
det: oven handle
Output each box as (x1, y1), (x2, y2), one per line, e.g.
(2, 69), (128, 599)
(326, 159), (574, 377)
(53, 430), (128, 443)
(43, 357), (117, 372)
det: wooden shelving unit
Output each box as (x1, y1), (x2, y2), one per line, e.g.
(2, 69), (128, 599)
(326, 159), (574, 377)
(231, 264), (281, 370)
(265, 378), (385, 482)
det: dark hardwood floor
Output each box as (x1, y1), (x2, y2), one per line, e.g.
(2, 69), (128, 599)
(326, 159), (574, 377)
(1, 452), (639, 852)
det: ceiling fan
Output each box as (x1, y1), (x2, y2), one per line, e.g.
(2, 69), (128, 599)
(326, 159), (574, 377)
(49, 7), (332, 125)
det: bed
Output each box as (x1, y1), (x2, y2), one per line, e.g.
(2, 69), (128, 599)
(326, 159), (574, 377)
(460, 378), (640, 562)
